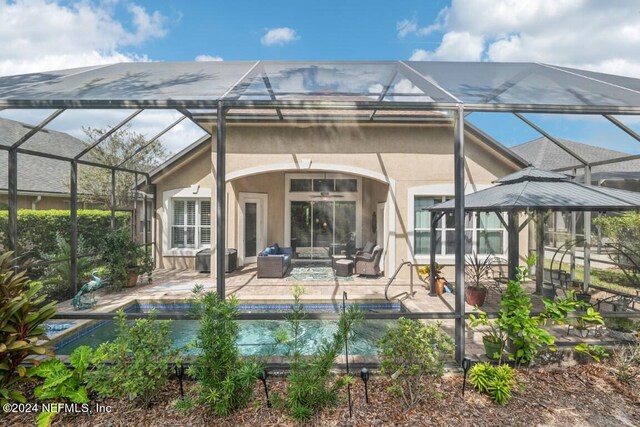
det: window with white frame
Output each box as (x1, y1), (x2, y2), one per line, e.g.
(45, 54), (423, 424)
(413, 196), (505, 256)
(171, 199), (211, 249)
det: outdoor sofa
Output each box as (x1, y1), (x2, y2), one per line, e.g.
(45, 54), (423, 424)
(257, 243), (292, 278)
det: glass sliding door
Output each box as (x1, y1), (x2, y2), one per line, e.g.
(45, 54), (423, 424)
(290, 200), (356, 260)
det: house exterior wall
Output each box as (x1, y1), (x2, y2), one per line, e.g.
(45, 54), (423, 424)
(153, 122), (524, 277)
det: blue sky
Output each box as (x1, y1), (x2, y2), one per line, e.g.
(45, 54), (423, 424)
(1, 0), (639, 155)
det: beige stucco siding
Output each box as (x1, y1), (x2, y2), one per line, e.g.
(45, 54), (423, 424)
(153, 123), (523, 277)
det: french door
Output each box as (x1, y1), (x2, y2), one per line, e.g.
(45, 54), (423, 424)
(239, 193), (268, 264)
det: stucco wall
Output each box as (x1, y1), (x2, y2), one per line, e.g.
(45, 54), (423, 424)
(153, 122), (523, 276)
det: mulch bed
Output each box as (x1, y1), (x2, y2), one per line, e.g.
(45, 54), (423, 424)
(4, 363), (639, 427)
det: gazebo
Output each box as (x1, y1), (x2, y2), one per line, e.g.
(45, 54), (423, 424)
(427, 166), (640, 297)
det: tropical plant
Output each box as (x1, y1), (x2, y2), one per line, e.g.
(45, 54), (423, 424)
(469, 362), (516, 405)
(0, 252), (56, 406)
(496, 255), (584, 365)
(465, 252), (495, 290)
(418, 263), (444, 279)
(468, 309), (506, 360)
(573, 307), (605, 332)
(378, 318), (454, 408)
(39, 233), (95, 301)
(88, 309), (176, 407)
(28, 346), (92, 427)
(188, 286), (262, 416)
(273, 285), (363, 420)
(574, 343), (609, 363)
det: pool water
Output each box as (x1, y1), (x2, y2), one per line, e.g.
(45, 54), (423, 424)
(54, 302), (404, 356)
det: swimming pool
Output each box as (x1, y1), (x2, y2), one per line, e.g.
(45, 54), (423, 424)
(53, 301), (405, 356)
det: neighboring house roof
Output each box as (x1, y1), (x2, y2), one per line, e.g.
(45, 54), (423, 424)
(0, 117), (86, 194)
(146, 124), (528, 183)
(511, 137), (640, 182)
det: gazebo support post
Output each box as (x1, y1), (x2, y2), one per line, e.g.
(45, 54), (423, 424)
(429, 213), (443, 296)
(507, 211), (520, 280)
(583, 166), (592, 293)
(453, 105), (466, 364)
(216, 101), (227, 300)
(535, 211), (545, 294)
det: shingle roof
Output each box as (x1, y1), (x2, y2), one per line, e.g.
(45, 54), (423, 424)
(511, 137), (640, 180)
(0, 117), (86, 194)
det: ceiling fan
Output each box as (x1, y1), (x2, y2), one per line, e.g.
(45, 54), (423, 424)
(309, 173), (344, 200)
(310, 191), (344, 200)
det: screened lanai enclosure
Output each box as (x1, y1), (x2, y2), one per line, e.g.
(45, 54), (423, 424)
(2, 61), (640, 363)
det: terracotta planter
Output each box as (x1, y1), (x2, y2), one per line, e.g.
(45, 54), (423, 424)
(126, 267), (140, 287)
(435, 278), (446, 295)
(465, 287), (487, 307)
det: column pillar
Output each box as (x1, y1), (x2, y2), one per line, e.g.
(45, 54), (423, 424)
(216, 101), (227, 300)
(453, 105), (466, 365)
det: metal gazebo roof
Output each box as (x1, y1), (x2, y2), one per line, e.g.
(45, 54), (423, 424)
(426, 167), (640, 213)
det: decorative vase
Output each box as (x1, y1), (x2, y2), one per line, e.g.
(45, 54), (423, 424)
(465, 287), (487, 306)
(483, 336), (503, 360)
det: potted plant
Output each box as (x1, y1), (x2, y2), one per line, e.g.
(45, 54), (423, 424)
(464, 252), (494, 307)
(418, 263), (446, 295)
(469, 309), (506, 361)
(102, 228), (145, 290)
(571, 307), (604, 338)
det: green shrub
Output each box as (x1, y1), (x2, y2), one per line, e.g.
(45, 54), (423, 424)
(469, 362), (516, 405)
(0, 209), (130, 260)
(497, 255), (584, 365)
(594, 213), (640, 287)
(28, 346), (92, 427)
(605, 317), (640, 333)
(574, 343), (609, 363)
(273, 285), (363, 420)
(0, 252), (56, 405)
(101, 228), (145, 291)
(378, 318), (454, 408)
(88, 310), (176, 407)
(189, 286), (262, 416)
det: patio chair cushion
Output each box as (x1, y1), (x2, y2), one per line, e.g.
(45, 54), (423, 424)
(362, 241), (375, 254)
(262, 247), (273, 256)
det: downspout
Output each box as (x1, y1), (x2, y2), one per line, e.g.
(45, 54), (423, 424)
(31, 195), (42, 210)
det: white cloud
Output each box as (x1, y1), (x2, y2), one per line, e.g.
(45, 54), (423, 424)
(410, 32), (484, 61)
(0, 0), (167, 76)
(195, 54), (224, 62)
(261, 27), (299, 46)
(396, 19), (418, 38)
(403, 0), (640, 77)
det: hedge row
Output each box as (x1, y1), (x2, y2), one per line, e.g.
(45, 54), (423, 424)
(0, 209), (130, 258)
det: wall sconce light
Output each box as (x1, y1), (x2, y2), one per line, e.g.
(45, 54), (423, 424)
(360, 367), (370, 404)
(462, 357), (472, 396)
(259, 369), (271, 408)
